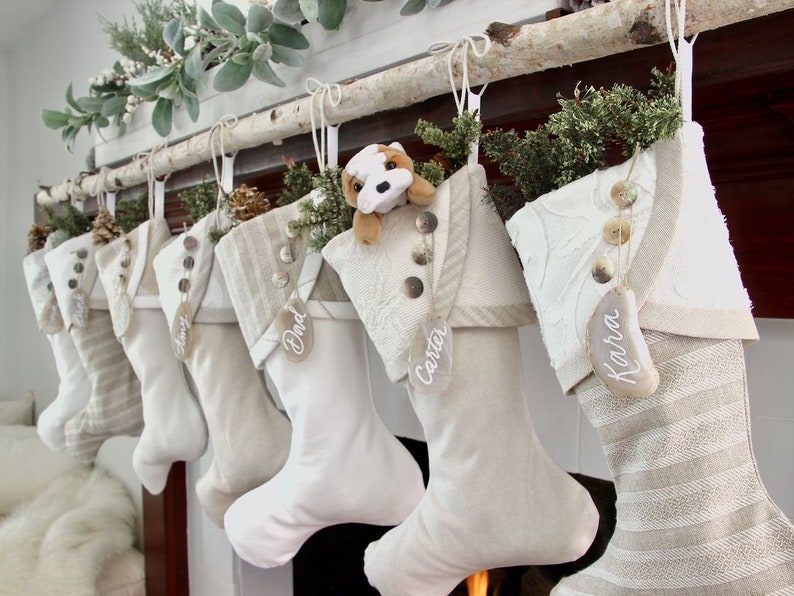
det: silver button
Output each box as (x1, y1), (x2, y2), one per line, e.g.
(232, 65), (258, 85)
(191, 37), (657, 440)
(404, 276), (424, 298)
(591, 255), (614, 284)
(272, 270), (289, 288)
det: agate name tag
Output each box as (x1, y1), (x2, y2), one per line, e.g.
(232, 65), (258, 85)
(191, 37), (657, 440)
(40, 296), (64, 335)
(171, 301), (194, 361)
(409, 317), (453, 395)
(587, 286), (659, 398)
(275, 297), (313, 363)
(112, 291), (132, 338)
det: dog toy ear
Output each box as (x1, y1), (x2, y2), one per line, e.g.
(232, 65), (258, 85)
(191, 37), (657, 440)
(388, 141), (406, 154)
(353, 211), (383, 245)
(407, 173), (436, 206)
(341, 169), (362, 208)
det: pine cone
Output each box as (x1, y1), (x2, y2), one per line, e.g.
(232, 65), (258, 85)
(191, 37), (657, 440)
(227, 183), (271, 224)
(27, 222), (51, 253)
(92, 205), (121, 245)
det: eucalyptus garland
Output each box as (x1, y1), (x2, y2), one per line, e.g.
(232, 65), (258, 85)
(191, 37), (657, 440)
(482, 68), (681, 220)
(43, 0), (459, 150)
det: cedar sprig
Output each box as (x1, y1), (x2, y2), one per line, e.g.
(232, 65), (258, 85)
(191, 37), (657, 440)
(115, 193), (150, 233)
(293, 167), (353, 251)
(415, 111), (482, 181)
(277, 161), (314, 207)
(178, 179), (220, 223)
(40, 203), (93, 239)
(482, 68), (681, 220)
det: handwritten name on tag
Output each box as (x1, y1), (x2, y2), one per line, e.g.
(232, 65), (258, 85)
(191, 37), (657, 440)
(40, 296), (64, 335)
(587, 286), (659, 398)
(171, 301), (194, 361)
(409, 317), (454, 395)
(70, 289), (89, 329)
(275, 297), (314, 363)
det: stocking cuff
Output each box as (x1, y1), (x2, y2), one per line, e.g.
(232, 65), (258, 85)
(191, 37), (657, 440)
(23, 249), (55, 330)
(153, 209), (238, 329)
(45, 233), (108, 328)
(506, 122), (758, 395)
(323, 164), (534, 383)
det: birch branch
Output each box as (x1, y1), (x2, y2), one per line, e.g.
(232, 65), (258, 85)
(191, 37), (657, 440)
(37, 0), (794, 204)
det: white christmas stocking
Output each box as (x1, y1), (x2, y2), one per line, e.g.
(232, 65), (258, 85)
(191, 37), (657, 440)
(45, 232), (143, 464)
(507, 122), (794, 594)
(323, 163), (599, 595)
(22, 246), (91, 452)
(153, 210), (291, 526)
(96, 218), (208, 494)
(215, 198), (425, 568)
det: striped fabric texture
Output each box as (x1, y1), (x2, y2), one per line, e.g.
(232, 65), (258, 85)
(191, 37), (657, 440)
(552, 333), (794, 595)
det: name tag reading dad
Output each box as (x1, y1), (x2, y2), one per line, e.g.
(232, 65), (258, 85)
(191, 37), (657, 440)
(409, 316), (453, 395)
(276, 297), (314, 363)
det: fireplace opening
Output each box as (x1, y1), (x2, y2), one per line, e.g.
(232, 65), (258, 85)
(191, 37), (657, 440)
(292, 438), (616, 595)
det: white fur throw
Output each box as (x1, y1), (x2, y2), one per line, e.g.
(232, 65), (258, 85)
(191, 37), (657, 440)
(0, 466), (137, 596)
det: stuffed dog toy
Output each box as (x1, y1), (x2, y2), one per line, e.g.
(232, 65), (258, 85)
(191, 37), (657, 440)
(342, 142), (436, 245)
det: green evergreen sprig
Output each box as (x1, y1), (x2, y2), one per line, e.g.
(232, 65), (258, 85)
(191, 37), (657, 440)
(178, 179), (218, 223)
(115, 193), (151, 233)
(40, 203), (93, 239)
(414, 110), (482, 184)
(482, 68), (681, 220)
(277, 161), (314, 207)
(292, 167), (353, 251)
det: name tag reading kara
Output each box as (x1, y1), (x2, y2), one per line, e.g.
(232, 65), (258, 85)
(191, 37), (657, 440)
(171, 301), (194, 361)
(409, 317), (453, 395)
(587, 286), (659, 398)
(276, 297), (314, 363)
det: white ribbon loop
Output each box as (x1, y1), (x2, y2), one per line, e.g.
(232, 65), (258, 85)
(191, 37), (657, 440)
(427, 33), (491, 117)
(665, 0), (697, 122)
(306, 78), (343, 171)
(208, 115), (239, 224)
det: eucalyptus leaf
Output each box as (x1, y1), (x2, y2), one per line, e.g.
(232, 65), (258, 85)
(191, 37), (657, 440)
(41, 109), (71, 129)
(68, 116), (87, 128)
(273, 0), (305, 25)
(65, 83), (83, 113)
(62, 126), (78, 151)
(400, 0), (426, 15)
(152, 97), (173, 137)
(232, 52), (251, 65)
(269, 23), (309, 50)
(246, 32), (265, 45)
(95, 115), (110, 128)
(129, 64), (178, 89)
(247, 3), (274, 33)
(252, 42), (273, 63)
(184, 45), (203, 80)
(198, 7), (220, 30)
(163, 18), (185, 55)
(318, 0), (346, 30)
(271, 44), (304, 67)
(100, 95), (129, 117)
(76, 96), (106, 113)
(129, 86), (157, 100)
(112, 61), (125, 75)
(428, 0), (443, 6)
(213, 58), (253, 92)
(211, 1), (246, 36)
(298, 0), (319, 22)
(252, 60), (285, 87)
(158, 82), (180, 100)
(202, 44), (232, 69)
(183, 92), (200, 122)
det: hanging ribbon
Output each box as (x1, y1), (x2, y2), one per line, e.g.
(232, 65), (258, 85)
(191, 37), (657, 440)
(90, 166), (117, 217)
(427, 33), (492, 165)
(665, 0), (697, 122)
(306, 78), (343, 171)
(207, 115), (238, 228)
(140, 143), (169, 221)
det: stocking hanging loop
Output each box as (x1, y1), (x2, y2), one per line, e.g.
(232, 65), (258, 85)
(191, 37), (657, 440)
(665, 0), (697, 122)
(208, 114), (238, 228)
(305, 78), (343, 170)
(427, 33), (491, 117)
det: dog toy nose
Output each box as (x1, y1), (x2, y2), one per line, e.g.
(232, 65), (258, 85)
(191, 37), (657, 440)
(376, 181), (391, 194)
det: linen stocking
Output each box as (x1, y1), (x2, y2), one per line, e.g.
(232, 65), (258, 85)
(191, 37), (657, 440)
(96, 218), (208, 494)
(505, 122), (794, 594)
(323, 163), (599, 595)
(362, 327), (599, 596)
(215, 198), (425, 568)
(45, 232), (143, 464)
(153, 210), (291, 526)
(22, 247), (90, 452)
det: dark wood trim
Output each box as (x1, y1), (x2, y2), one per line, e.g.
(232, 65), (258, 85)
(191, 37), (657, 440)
(142, 462), (190, 596)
